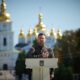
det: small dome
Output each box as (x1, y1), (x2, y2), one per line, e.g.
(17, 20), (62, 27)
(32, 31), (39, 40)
(57, 29), (62, 39)
(50, 28), (57, 38)
(27, 28), (33, 38)
(50, 29), (54, 36)
(32, 28), (38, 36)
(19, 29), (25, 38)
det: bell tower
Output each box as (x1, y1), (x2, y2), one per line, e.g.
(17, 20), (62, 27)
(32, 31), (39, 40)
(0, 0), (13, 51)
(0, 0), (16, 70)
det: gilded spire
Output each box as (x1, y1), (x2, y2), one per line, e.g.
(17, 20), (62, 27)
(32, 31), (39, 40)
(39, 13), (43, 24)
(50, 29), (54, 36)
(0, 0), (11, 22)
(57, 29), (62, 39)
(35, 13), (46, 32)
(50, 28), (57, 38)
(27, 28), (33, 38)
(1, 0), (6, 13)
(19, 28), (25, 38)
(33, 27), (38, 36)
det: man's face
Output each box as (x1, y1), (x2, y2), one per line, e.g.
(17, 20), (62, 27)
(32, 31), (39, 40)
(37, 35), (46, 45)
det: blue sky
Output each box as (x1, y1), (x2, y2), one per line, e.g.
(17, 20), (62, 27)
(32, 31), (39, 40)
(0, 0), (80, 45)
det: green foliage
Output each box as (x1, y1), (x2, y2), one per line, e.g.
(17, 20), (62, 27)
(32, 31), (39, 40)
(54, 67), (73, 80)
(54, 28), (80, 73)
(15, 50), (26, 75)
(33, 38), (37, 46)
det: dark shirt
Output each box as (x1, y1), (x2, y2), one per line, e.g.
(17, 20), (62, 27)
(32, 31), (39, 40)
(26, 44), (53, 58)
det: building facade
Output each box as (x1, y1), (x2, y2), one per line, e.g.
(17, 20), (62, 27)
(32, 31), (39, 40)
(0, 0), (62, 70)
(0, 0), (17, 70)
(16, 13), (62, 50)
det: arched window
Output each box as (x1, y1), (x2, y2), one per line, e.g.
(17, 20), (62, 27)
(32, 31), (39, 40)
(3, 38), (7, 46)
(3, 64), (8, 70)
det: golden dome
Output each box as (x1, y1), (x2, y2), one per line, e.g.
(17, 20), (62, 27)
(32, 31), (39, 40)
(35, 13), (46, 32)
(57, 29), (62, 39)
(33, 28), (38, 36)
(19, 29), (25, 38)
(0, 0), (11, 22)
(50, 28), (57, 38)
(27, 28), (33, 38)
(50, 29), (54, 36)
(0, 13), (11, 22)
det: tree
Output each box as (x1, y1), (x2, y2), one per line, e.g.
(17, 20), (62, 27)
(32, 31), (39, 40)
(33, 38), (37, 46)
(54, 28), (80, 73)
(73, 28), (80, 73)
(15, 50), (26, 79)
(54, 67), (73, 80)
(54, 30), (76, 67)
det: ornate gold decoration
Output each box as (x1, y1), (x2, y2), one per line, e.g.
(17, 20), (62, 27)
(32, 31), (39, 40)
(50, 28), (54, 36)
(32, 27), (38, 36)
(57, 29), (62, 39)
(27, 28), (33, 38)
(35, 13), (46, 32)
(0, 0), (11, 22)
(19, 29), (25, 38)
(50, 28), (57, 38)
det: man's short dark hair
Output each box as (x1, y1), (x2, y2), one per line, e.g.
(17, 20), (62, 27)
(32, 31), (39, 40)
(38, 33), (46, 37)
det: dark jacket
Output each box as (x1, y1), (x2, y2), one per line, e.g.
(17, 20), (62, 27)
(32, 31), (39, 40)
(26, 44), (53, 58)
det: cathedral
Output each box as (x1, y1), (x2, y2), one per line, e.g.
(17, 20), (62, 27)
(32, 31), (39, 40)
(16, 13), (62, 51)
(0, 0), (62, 70)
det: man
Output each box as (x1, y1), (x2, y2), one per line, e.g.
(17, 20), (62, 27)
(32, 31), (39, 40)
(26, 33), (53, 80)
(26, 33), (53, 58)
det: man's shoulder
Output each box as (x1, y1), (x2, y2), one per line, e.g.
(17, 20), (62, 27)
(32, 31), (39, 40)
(43, 45), (52, 50)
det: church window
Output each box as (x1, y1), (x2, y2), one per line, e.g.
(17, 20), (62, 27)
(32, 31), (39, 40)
(3, 38), (7, 46)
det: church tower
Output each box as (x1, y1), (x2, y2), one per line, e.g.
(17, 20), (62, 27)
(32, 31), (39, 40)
(0, 0), (13, 51)
(0, 0), (14, 69)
